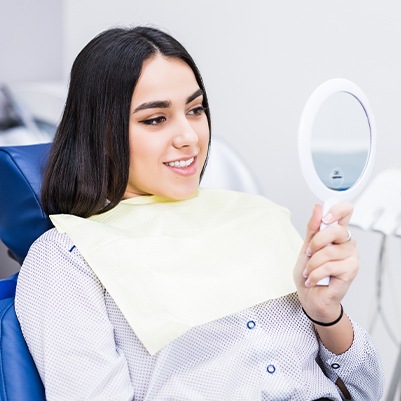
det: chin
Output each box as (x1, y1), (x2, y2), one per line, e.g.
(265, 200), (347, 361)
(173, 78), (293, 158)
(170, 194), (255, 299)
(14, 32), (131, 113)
(161, 186), (199, 201)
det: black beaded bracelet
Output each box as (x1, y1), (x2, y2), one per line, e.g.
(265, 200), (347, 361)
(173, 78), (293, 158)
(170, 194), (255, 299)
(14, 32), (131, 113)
(302, 304), (344, 327)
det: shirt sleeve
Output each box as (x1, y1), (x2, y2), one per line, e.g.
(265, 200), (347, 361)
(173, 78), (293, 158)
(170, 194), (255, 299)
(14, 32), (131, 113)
(15, 230), (134, 401)
(318, 316), (385, 400)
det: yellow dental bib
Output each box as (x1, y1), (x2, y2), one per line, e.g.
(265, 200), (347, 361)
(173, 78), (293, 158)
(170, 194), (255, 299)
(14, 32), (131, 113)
(50, 189), (302, 355)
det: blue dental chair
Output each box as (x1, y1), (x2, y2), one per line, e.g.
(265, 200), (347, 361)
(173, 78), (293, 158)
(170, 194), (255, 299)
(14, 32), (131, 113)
(0, 143), (52, 401)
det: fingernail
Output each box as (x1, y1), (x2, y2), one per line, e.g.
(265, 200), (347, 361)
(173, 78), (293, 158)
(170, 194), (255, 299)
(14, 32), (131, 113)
(306, 246), (312, 257)
(322, 213), (333, 224)
(305, 279), (311, 287)
(303, 269), (309, 278)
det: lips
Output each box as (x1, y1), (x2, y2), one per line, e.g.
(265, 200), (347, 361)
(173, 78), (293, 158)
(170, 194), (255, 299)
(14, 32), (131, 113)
(164, 157), (195, 168)
(163, 155), (199, 178)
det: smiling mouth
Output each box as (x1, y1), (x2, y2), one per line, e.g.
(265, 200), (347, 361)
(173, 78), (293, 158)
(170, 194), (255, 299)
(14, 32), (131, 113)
(164, 157), (195, 168)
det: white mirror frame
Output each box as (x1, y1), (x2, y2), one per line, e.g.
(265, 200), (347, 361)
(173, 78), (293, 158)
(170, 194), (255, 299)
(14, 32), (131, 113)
(298, 78), (376, 215)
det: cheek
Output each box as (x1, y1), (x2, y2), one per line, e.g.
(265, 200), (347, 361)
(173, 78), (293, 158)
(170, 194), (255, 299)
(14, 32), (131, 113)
(192, 116), (209, 142)
(198, 122), (210, 153)
(129, 131), (171, 177)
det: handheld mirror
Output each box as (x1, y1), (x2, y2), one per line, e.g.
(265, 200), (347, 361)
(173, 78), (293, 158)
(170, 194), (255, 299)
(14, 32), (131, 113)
(298, 78), (376, 285)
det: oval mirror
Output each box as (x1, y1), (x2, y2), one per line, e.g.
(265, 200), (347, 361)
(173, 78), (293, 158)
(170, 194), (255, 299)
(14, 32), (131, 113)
(298, 78), (376, 285)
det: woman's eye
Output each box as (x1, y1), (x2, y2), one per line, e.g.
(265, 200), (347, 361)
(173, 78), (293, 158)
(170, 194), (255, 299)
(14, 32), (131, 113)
(140, 116), (166, 126)
(188, 106), (205, 116)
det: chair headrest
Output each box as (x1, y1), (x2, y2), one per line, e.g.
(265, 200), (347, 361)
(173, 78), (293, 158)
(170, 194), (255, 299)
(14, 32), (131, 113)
(0, 144), (53, 264)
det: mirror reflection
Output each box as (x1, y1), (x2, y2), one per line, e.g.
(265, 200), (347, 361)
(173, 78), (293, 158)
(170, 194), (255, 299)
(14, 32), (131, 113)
(311, 91), (371, 191)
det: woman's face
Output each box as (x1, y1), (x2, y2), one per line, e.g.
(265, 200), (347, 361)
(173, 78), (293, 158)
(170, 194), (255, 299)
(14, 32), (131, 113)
(125, 55), (210, 200)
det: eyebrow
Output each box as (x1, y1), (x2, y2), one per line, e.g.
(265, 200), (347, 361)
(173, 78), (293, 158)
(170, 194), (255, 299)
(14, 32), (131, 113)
(132, 88), (203, 113)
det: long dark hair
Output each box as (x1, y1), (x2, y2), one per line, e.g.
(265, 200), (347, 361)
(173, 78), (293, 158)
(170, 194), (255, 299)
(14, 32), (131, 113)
(41, 26), (211, 218)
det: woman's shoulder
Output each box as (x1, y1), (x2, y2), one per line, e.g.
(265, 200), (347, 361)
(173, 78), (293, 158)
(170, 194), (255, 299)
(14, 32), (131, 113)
(20, 227), (102, 289)
(24, 228), (86, 271)
(33, 227), (75, 248)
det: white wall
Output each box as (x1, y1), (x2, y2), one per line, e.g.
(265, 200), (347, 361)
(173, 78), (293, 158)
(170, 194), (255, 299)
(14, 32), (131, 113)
(1, 0), (401, 398)
(0, 0), (63, 83)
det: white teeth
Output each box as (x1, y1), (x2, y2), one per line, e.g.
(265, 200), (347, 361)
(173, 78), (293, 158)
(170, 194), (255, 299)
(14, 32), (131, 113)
(167, 157), (194, 168)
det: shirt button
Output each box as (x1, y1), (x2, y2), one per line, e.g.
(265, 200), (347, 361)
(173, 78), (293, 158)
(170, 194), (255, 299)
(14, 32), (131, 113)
(266, 364), (276, 374)
(331, 363), (340, 369)
(246, 320), (256, 329)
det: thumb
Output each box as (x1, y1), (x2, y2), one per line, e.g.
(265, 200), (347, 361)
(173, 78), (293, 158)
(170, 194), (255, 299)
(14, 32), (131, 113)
(294, 204), (323, 283)
(302, 204), (322, 251)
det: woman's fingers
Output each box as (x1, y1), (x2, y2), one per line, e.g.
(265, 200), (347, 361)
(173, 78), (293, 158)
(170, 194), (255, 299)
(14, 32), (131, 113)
(321, 202), (354, 227)
(307, 224), (353, 254)
(302, 204), (322, 250)
(304, 242), (358, 283)
(296, 201), (359, 316)
(304, 256), (358, 287)
(297, 201), (357, 289)
(302, 202), (353, 257)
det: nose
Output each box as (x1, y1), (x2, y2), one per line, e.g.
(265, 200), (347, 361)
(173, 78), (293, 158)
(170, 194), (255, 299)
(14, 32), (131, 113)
(172, 117), (199, 149)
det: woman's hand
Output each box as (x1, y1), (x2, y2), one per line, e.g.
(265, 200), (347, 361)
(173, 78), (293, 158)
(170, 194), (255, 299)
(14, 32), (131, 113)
(294, 202), (358, 328)
(293, 203), (356, 401)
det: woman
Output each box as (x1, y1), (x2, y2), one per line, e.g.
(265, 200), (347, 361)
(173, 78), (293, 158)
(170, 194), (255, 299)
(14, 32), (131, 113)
(15, 26), (384, 400)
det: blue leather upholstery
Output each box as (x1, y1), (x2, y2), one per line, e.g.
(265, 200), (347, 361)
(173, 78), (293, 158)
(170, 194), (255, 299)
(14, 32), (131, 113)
(0, 144), (53, 265)
(0, 144), (52, 400)
(0, 291), (45, 400)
